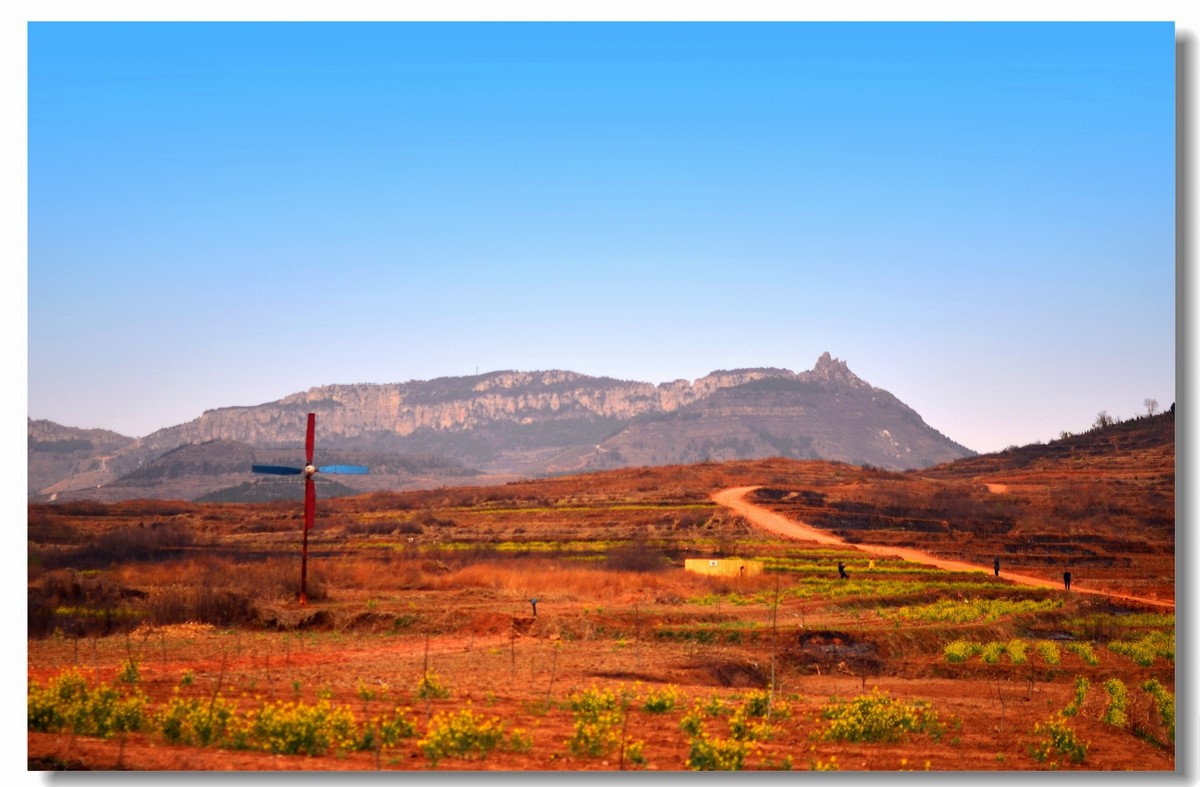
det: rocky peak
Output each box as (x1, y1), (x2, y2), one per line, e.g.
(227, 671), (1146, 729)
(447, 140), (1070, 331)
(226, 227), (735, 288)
(805, 352), (868, 389)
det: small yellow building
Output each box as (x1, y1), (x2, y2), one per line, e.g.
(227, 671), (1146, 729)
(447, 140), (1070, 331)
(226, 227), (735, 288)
(684, 558), (764, 578)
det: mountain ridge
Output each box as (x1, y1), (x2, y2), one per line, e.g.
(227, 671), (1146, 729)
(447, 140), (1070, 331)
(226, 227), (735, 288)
(29, 353), (975, 502)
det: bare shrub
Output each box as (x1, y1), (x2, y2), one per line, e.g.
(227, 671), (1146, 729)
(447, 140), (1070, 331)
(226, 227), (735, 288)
(109, 554), (329, 628)
(138, 555), (328, 626)
(235, 517), (300, 534)
(27, 569), (147, 638)
(415, 510), (457, 529)
(674, 511), (710, 530)
(606, 544), (669, 572)
(320, 554), (429, 591)
(47, 500), (111, 517)
(341, 520), (404, 536)
(143, 585), (256, 627)
(420, 558), (699, 603)
(39, 523), (195, 571)
(113, 499), (198, 517)
(203, 556), (327, 603)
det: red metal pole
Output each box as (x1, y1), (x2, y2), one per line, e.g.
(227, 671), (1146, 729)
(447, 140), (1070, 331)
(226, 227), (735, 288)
(300, 523), (309, 606)
(299, 413), (316, 606)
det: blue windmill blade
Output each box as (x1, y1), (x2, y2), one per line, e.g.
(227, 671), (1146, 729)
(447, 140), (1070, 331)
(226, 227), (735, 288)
(252, 464), (305, 476)
(318, 464), (370, 475)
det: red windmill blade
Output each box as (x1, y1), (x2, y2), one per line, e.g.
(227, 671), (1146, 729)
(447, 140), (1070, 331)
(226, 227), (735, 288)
(251, 412), (368, 604)
(305, 411), (317, 532)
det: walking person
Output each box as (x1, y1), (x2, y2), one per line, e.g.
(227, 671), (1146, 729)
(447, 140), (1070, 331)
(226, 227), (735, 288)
(1063, 569), (1071, 591)
(993, 557), (1000, 577)
(838, 561), (849, 580)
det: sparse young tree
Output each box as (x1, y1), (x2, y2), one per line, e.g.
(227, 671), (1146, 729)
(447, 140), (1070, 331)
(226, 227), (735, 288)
(1093, 411), (1115, 429)
(1144, 398), (1159, 417)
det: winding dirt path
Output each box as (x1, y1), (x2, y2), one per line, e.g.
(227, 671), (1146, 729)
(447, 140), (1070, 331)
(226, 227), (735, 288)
(712, 486), (1174, 611)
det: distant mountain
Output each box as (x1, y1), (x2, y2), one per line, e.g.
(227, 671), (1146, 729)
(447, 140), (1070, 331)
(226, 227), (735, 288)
(555, 355), (970, 473)
(28, 353), (974, 502)
(27, 419), (138, 497)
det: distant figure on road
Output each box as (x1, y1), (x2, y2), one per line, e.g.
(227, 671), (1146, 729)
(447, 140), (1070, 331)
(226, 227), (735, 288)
(530, 597), (539, 617)
(1063, 570), (1072, 591)
(994, 557), (1001, 577)
(838, 561), (849, 580)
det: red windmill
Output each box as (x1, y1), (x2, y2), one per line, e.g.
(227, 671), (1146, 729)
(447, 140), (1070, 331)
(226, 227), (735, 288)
(252, 412), (368, 604)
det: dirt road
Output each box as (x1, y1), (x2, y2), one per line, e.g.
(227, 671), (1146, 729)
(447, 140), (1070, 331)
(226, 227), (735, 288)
(712, 486), (1174, 611)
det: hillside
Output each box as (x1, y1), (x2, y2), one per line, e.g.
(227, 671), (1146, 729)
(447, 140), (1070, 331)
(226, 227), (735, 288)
(922, 407), (1175, 480)
(28, 353), (975, 502)
(27, 419), (139, 497)
(560, 362), (966, 473)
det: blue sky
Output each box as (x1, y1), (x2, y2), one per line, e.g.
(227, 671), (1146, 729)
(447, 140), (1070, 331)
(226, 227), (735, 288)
(25, 20), (1177, 454)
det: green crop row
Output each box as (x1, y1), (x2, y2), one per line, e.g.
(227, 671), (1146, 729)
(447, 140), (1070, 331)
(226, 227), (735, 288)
(687, 578), (1040, 610)
(883, 597), (1062, 625)
(1069, 613), (1174, 632)
(820, 689), (943, 745)
(1141, 678), (1175, 743)
(944, 638), (1082, 666)
(1107, 631), (1174, 666)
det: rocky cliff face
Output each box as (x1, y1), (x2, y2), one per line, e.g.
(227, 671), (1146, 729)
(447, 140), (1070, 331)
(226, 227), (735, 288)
(30, 354), (975, 500)
(133, 367), (799, 452)
(551, 353), (969, 473)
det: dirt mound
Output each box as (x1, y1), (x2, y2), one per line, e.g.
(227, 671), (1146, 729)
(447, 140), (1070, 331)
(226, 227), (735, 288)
(255, 605), (336, 630)
(510, 615), (537, 636)
(786, 630), (882, 675)
(338, 610), (402, 632)
(694, 659), (770, 688)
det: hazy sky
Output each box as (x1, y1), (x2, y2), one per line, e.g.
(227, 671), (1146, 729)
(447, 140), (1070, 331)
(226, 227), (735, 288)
(25, 20), (1177, 454)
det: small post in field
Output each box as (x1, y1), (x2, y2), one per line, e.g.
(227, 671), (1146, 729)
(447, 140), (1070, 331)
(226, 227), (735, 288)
(994, 674), (1007, 732)
(545, 642), (559, 706)
(770, 571), (780, 714)
(635, 598), (641, 670)
(510, 614), (517, 679)
(423, 633), (433, 723)
(618, 706), (631, 771)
